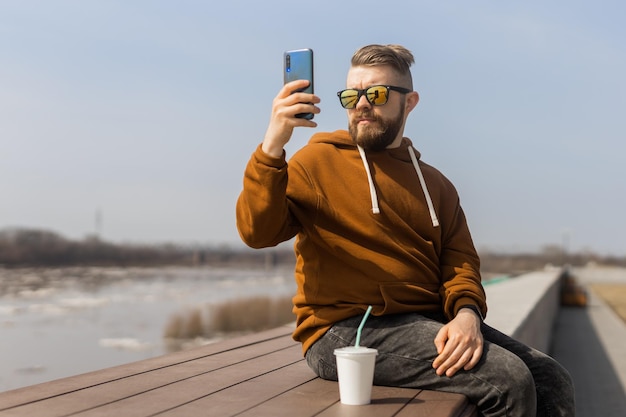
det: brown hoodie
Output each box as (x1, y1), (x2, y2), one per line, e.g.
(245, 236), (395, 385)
(236, 130), (486, 354)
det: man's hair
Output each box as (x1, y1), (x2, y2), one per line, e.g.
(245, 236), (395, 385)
(351, 44), (414, 87)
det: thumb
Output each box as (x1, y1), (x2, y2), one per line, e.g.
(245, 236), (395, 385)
(433, 326), (448, 354)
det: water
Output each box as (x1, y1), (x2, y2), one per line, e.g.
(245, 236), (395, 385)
(0, 265), (296, 392)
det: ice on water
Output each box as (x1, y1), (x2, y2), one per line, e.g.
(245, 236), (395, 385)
(0, 266), (295, 392)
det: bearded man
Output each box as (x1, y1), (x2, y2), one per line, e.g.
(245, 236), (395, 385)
(236, 44), (574, 417)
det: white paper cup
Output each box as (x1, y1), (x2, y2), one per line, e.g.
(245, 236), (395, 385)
(334, 346), (378, 405)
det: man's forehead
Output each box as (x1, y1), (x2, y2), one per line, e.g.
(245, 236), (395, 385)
(346, 65), (401, 87)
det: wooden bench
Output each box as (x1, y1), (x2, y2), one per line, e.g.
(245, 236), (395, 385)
(0, 325), (477, 416)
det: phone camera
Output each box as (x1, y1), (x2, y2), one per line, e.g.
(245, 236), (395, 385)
(286, 54), (291, 72)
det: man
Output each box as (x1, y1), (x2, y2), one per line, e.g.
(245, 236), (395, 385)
(236, 44), (574, 416)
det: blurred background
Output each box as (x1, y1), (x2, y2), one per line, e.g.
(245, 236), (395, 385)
(1, 0), (625, 255)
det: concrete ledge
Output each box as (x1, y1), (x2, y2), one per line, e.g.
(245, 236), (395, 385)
(484, 268), (562, 352)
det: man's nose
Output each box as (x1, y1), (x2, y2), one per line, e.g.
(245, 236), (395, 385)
(355, 92), (371, 109)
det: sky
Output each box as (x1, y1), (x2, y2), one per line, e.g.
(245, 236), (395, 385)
(1, 0), (625, 256)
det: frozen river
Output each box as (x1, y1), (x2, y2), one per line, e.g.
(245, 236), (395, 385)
(0, 265), (296, 392)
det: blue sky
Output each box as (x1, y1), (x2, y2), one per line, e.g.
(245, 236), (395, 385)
(1, 0), (625, 255)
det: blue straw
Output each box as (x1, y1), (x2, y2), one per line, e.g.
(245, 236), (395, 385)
(355, 305), (373, 348)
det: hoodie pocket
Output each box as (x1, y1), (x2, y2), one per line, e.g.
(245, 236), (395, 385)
(379, 282), (441, 315)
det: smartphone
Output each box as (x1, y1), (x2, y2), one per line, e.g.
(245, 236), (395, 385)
(284, 48), (314, 120)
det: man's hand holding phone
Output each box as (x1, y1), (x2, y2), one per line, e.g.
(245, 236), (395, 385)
(262, 80), (320, 158)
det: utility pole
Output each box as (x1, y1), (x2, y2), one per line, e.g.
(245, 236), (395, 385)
(95, 208), (103, 240)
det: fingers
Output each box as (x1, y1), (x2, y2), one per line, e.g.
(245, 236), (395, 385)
(432, 326), (449, 371)
(436, 343), (480, 377)
(273, 81), (320, 123)
(464, 345), (483, 371)
(282, 79), (315, 96)
(262, 82), (320, 157)
(432, 324), (483, 377)
(433, 327), (447, 355)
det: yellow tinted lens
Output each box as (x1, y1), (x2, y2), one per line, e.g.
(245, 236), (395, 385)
(367, 86), (388, 105)
(340, 90), (359, 109)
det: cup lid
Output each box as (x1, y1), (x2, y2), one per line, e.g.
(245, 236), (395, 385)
(334, 346), (378, 355)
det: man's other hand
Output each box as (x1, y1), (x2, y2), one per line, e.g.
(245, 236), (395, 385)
(432, 308), (483, 377)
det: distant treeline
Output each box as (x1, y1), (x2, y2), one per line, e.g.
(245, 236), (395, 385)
(0, 228), (293, 268)
(479, 245), (626, 275)
(0, 227), (624, 272)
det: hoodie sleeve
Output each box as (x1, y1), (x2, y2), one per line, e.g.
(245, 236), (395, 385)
(438, 197), (488, 320)
(236, 144), (301, 248)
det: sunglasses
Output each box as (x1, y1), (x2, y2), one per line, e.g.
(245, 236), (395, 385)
(337, 85), (412, 109)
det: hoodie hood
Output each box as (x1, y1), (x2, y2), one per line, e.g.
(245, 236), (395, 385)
(309, 130), (439, 227)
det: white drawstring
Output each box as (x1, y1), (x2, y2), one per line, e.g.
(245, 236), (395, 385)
(357, 145), (380, 214)
(408, 146), (440, 227)
(357, 144), (439, 228)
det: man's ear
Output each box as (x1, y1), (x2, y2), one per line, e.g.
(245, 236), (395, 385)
(406, 91), (420, 113)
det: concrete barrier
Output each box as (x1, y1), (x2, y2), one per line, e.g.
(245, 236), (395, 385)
(484, 268), (562, 353)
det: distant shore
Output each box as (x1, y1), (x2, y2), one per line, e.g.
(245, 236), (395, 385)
(3, 227), (626, 272)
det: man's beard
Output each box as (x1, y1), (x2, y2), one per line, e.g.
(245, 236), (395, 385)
(348, 108), (405, 151)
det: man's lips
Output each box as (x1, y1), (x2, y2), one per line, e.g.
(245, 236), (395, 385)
(356, 115), (375, 124)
